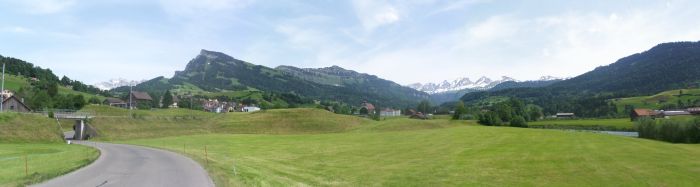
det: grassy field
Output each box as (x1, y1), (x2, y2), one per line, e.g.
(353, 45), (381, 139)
(528, 118), (634, 131)
(120, 125), (700, 186)
(0, 143), (99, 187)
(613, 88), (700, 110)
(0, 112), (99, 186)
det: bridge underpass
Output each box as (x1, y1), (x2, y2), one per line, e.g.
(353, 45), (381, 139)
(42, 110), (96, 140)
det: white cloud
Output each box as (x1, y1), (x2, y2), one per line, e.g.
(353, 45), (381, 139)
(0, 26), (32, 33)
(158, 0), (254, 17)
(5, 0), (76, 14)
(349, 3), (700, 85)
(351, 0), (401, 31)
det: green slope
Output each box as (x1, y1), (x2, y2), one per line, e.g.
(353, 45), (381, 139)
(613, 88), (700, 110)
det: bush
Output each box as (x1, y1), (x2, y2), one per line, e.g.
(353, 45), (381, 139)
(635, 117), (700, 143)
(509, 116), (528, 128)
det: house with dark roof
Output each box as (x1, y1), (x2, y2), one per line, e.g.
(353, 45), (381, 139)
(1, 95), (31, 113)
(104, 97), (127, 108)
(128, 91), (153, 109)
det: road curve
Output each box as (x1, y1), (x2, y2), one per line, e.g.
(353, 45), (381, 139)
(33, 141), (214, 187)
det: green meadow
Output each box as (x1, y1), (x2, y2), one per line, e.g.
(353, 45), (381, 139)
(4, 105), (700, 186)
(121, 125), (700, 186)
(613, 88), (700, 110)
(73, 105), (698, 186)
(0, 143), (98, 187)
(528, 118), (634, 131)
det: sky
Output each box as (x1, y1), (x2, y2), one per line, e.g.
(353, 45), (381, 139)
(1, 0), (700, 85)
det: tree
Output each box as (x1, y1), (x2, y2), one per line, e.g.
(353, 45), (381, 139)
(60, 76), (72, 86)
(452, 101), (467, 120)
(30, 91), (51, 110)
(72, 95), (86, 109)
(417, 100), (431, 114)
(162, 90), (174, 108)
(47, 82), (59, 98)
(509, 116), (527, 127)
(525, 104), (543, 121)
(359, 107), (369, 115)
(89, 97), (101, 104)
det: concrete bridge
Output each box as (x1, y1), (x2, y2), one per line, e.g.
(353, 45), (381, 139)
(38, 110), (97, 140)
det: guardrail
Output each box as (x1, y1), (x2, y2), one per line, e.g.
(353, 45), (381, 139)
(33, 109), (95, 119)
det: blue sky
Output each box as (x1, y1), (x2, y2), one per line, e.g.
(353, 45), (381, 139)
(1, 0), (699, 85)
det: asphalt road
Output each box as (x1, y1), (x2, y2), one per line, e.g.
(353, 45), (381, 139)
(33, 141), (214, 187)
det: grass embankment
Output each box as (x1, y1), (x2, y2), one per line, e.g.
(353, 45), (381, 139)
(528, 118), (634, 131)
(121, 126), (700, 186)
(0, 113), (99, 186)
(84, 105), (375, 140)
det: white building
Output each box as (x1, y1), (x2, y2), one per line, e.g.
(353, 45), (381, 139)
(242, 106), (261, 112)
(380, 108), (402, 117)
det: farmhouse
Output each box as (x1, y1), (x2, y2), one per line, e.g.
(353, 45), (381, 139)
(360, 101), (375, 114)
(631, 108), (658, 120)
(380, 108), (402, 117)
(556, 113), (575, 118)
(1, 95), (31, 113)
(128, 91), (153, 109)
(104, 98), (127, 108)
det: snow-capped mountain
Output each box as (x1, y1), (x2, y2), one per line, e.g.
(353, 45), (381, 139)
(93, 78), (145, 90)
(408, 76), (563, 94)
(408, 76), (516, 94)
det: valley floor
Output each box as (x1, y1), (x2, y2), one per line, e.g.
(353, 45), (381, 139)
(119, 125), (700, 186)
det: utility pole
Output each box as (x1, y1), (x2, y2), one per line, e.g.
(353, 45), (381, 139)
(129, 85), (133, 110)
(1, 63), (5, 112)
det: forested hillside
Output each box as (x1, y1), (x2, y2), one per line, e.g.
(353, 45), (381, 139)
(462, 41), (700, 117)
(0, 55), (109, 110)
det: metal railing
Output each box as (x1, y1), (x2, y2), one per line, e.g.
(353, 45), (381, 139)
(33, 109), (95, 119)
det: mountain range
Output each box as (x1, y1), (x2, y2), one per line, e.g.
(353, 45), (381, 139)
(113, 50), (429, 108)
(408, 76), (563, 104)
(94, 78), (146, 90)
(408, 76), (562, 94)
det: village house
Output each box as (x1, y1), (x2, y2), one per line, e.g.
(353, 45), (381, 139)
(555, 113), (575, 118)
(630, 108), (658, 120)
(380, 108), (402, 117)
(360, 101), (375, 114)
(104, 98), (127, 108)
(128, 91), (153, 109)
(1, 95), (31, 113)
(242, 106), (261, 112)
(203, 99), (222, 113)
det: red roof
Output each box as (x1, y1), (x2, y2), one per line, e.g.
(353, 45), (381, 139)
(633, 109), (655, 116)
(362, 102), (375, 111)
